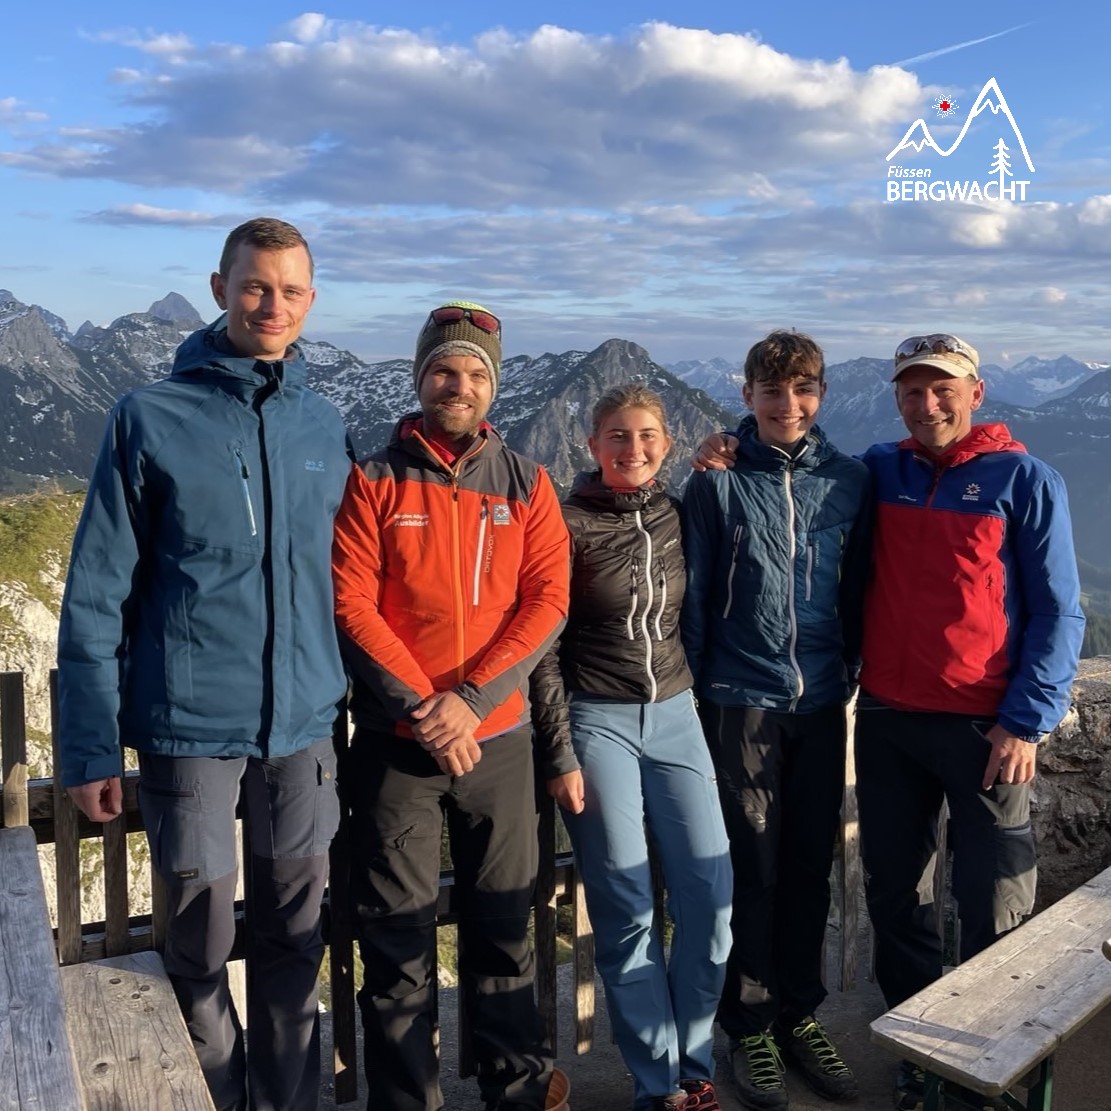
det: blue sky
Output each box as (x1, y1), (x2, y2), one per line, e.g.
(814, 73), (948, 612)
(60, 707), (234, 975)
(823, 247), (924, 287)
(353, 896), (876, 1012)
(3, 1), (1107, 367)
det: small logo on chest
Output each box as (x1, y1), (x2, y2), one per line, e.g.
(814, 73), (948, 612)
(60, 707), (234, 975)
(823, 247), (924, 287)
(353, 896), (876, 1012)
(962, 483), (982, 502)
(492, 503), (512, 525)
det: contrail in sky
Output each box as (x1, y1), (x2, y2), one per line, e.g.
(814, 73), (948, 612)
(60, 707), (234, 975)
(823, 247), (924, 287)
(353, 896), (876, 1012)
(891, 22), (1035, 67)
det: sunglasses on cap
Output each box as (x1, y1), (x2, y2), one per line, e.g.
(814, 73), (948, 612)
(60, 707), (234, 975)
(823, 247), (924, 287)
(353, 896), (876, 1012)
(428, 306), (501, 337)
(894, 333), (977, 364)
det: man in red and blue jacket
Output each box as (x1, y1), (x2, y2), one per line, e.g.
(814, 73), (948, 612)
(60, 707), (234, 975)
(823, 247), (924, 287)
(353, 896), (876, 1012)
(854, 333), (1085, 1110)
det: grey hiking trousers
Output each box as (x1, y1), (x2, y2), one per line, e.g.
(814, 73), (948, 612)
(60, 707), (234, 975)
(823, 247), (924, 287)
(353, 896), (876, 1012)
(138, 738), (340, 1111)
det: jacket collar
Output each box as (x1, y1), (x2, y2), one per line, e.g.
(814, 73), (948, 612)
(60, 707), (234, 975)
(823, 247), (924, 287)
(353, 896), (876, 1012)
(170, 314), (309, 397)
(900, 422), (1026, 468)
(568, 471), (670, 514)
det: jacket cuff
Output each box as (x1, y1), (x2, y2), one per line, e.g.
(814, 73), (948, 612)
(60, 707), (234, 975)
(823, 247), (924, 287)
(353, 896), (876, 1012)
(63, 751), (124, 788)
(997, 716), (1045, 743)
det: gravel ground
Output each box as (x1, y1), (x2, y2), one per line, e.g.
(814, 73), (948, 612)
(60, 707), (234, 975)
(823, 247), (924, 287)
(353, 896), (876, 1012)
(317, 952), (1111, 1110)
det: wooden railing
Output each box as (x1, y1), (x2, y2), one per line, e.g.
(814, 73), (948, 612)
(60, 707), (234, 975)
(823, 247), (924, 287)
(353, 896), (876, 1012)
(0, 670), (863, 1106)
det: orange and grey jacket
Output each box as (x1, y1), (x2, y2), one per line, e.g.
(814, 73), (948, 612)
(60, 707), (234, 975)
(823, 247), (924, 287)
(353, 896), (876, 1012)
(332, 415), (570, 740)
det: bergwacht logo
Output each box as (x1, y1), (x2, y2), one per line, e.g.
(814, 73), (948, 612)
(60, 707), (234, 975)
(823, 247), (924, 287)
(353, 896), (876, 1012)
(885, 77), (1034, 203)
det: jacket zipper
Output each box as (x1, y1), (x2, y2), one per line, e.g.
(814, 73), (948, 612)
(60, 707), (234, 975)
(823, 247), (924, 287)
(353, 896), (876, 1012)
(784, 466), (804, 709)
(411, 429), (488, 686)
(633, 510), (658, 703)
(805, 543), (814, 602)
(654, 564), (666, 641)
(473, 497), (489, 605)
(234, 449), (258, 538)
(449, 474), (465, 683)
(626, 558), (639, 640)
(723, 524), (743, 618)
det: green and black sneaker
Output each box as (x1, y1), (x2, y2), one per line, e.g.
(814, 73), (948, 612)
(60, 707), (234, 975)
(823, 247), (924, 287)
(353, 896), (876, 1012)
(776, 1014), (858, 1100)
(728, 1031), (787, 1110)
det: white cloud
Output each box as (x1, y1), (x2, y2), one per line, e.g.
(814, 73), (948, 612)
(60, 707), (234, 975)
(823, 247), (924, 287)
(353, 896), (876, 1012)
(83, 204), (229, 227)
(0, 96), (48, 124)
(87, 28), (194, 60)
(284, 13), (332, 44)
(0, 21), (924, 208)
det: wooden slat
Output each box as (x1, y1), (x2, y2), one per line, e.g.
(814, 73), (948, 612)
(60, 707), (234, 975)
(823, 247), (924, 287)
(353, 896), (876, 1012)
(102, 818), (129, 957)
(50, 672), (84, 966)
(871, 863), (1111, 1096)
(60, 950), (214, 1110)
(25, 773), (145, 842)
(572, 861), (594, 1054)
(0, 826), (85, 1109)
(839, 695), (860, 991)
(1, 672), (29, 829)
(534, 791), (559, 1056)
(328, 709), (358, 1106)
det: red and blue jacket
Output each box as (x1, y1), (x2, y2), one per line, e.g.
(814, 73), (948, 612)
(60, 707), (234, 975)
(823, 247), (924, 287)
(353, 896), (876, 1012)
(860, 423), (1085, 737)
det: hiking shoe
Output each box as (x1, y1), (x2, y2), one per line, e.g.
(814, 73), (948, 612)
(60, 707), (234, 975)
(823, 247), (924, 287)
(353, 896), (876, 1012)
(894, 1060), (925, 1110)
(728, 1031), (787, 1110)
(679, 1078), (722, 1110)
(776, 1014), (858, 1100)
(650, 1094), (689, 1111)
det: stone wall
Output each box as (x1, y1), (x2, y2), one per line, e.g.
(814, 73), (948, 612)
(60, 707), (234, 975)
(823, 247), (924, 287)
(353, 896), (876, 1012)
(1035, 656), (1111, 905)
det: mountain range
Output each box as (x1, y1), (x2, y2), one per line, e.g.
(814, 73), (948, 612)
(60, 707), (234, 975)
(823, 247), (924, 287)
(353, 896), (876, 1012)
(2, 288), (1109, 585)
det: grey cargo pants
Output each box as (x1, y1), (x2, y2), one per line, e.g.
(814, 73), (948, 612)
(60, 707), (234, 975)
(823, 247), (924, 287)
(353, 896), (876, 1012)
(138, 738), (340, 1111)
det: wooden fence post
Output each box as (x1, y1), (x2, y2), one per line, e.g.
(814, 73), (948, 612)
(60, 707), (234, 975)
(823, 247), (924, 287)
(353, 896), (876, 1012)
(49, 670), (83, 965)
(1, 671), (30, 828)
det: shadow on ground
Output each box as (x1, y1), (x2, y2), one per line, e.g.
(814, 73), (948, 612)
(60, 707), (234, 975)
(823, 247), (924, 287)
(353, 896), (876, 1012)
(319, 960), (1111, 1109)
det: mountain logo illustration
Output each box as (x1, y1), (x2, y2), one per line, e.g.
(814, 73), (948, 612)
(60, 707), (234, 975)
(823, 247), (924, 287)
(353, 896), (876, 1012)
(887, 77), (1034, 173)
(932, 95), (959, 118)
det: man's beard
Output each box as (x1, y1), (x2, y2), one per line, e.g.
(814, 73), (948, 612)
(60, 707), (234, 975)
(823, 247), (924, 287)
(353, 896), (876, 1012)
(426, 401), (483, 440)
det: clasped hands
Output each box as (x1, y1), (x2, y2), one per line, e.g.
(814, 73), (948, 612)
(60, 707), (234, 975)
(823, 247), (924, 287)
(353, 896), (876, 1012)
(410, 691), (483, 776)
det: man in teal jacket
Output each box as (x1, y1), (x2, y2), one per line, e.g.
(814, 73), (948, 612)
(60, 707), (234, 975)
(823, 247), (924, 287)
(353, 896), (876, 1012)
(57, 218), (351, 1111)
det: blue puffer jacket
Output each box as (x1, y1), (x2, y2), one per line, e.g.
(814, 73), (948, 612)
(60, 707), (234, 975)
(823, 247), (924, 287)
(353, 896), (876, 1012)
(57, 319), (352, 787)
(681, 417), (871, 713)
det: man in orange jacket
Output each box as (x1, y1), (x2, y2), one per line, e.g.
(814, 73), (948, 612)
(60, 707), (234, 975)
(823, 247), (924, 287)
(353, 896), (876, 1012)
(332, 302), (571, 1111)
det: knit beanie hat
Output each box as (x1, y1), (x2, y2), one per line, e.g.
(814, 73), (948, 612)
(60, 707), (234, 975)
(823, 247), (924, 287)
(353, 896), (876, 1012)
(413, 302), (502, 399)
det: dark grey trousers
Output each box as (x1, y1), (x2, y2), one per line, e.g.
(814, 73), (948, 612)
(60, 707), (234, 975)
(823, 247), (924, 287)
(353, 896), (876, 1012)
(699, 701), (846, 1038)
(342, 726), (553, 1111)
(138, 739), (340, 1111)
(855, 697), (1037, 1009)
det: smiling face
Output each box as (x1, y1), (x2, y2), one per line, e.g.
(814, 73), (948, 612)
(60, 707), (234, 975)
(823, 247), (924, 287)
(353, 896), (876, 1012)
(589, 405), (672, 488)
(418, 354), (493, 440)
(210, 243), (315, 361)
(743, 374), (826, 450)
(895, 365), (985, 455)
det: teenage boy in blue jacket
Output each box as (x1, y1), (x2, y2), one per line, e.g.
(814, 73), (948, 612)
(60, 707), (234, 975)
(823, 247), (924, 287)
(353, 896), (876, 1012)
(682, 331), (870, 1110)
(57, 218), (351, 1111)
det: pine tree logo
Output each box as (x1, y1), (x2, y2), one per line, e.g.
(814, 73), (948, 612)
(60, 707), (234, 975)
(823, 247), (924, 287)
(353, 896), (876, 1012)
(990, 138), (1013, 193)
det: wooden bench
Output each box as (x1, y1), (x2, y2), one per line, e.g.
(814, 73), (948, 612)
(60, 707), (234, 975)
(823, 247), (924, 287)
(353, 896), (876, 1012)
(1, 824), (213, 1110)
(0, 824), (84, 1109)
(871, 862), (1111, 1110)
(60, 951), (215, 1110)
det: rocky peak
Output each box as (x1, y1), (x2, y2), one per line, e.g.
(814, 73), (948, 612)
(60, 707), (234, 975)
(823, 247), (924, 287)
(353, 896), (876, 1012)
(148, 292), (203, 327)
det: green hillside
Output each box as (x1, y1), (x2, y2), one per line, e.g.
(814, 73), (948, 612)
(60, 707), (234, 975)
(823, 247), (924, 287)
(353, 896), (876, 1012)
(0, 492), (84, 611)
